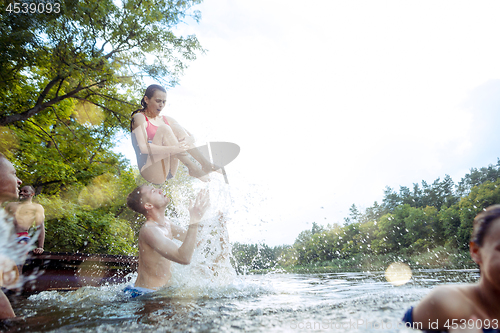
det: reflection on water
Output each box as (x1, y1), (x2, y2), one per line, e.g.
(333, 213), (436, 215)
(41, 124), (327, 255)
(4, 269), (479, 332)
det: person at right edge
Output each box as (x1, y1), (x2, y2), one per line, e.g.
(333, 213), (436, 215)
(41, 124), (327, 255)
(403, 205), (500, 332)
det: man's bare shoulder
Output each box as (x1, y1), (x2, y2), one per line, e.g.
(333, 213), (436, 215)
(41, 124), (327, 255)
(4, 202), (19, 211)
(414, 284), (476, 326)
(139, 221), (171, 242)
(139, 221), (159, 234)
(30, 202), (44, 211)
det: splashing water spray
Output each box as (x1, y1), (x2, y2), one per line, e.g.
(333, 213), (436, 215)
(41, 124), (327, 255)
(0, 209), (41, 292)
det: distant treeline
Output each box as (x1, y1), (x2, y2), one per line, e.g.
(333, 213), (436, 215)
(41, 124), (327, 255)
(232, 159), (500, 272)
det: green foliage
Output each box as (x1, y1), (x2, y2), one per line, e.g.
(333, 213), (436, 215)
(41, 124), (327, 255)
(35, 167), (138, 254)
(231, 242), (289, 273)
(34, 165), (193, 255)
(281, 160), (500, 270)
(456, 159), (500, 196)
(1, 0), (204, 194)
(1, 0), (203, 255)
(232, 161), (499, 273)
(455, 178), (500, 250)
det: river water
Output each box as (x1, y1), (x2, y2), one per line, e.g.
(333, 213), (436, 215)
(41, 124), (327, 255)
(4, 268), (479, 332)
(0, 178), (481, 332)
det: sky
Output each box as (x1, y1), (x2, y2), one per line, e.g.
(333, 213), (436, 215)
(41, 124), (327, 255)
(116, 0), (500, 246)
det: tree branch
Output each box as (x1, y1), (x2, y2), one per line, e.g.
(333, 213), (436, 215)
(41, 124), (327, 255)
(36, 75), (63, 106)
(27, 120), (71, 164)
(0, 81), (105, 126)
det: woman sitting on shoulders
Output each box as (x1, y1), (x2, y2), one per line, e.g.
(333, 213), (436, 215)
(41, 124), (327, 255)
(403, 204), (500, 333)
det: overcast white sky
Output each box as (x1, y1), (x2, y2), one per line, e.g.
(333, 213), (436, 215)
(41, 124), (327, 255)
(116, 0), (500, 246)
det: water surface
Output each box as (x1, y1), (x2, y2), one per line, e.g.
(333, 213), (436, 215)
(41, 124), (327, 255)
(4, 268), (479, 332)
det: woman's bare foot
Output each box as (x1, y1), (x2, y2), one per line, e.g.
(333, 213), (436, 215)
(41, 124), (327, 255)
(203, 164), (223, 175)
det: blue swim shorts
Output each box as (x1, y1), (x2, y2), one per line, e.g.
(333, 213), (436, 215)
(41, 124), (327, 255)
(123, 285), (155, 298)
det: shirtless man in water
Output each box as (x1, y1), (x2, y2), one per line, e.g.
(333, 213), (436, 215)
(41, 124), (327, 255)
(0, 153), (22, 319)
(6, 185), (45, 255)
(125, 185), (209, 296)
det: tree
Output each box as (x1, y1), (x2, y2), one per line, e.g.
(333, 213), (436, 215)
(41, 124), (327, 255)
(311, 222), (324, 235)
(348, 204), (361, 223)
(35, 166), (192, 254)
(439, 204), (461, 248)
(1, 0), (204, 194)
(456, 160), (500, 197)
(372, 213), (403, 254)
(456, 178), (500, 250)
(361, 201), (384, 224)
(403, 205), (440, 253)
(381, 186), (401, 213)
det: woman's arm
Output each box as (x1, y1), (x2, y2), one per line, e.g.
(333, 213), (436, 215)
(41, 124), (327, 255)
(131, 113), (187, 155)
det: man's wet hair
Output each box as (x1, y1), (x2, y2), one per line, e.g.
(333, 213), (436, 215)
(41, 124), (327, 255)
(127, 185), (148, 215)
(22, 185), (35, 194)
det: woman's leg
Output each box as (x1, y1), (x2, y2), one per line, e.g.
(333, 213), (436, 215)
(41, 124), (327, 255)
(142, 124), (208, 183)
(139, 130), (172, 184)
(174, 128), (220, 174)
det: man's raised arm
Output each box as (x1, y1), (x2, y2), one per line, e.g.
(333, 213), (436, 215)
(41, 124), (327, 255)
(144, 189), (210, 265)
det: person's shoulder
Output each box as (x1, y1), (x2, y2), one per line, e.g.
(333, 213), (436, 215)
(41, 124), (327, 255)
(131, 112), (149, 132)
(139, 221), (156, 231)
(139, 221), (163, 237)
(413, 284), (474, 325)
(132, 111), (147, 124)
(4, 202), (18, 210)
(33, 202), (44, 210)
(427, 284), (467, 301)
(138, 222), (156, 241)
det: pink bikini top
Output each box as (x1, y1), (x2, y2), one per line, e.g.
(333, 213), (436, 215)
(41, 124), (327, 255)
(143, 114), (169, 141)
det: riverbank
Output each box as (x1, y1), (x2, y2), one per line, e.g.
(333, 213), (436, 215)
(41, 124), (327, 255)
(246, 246), (476, 274)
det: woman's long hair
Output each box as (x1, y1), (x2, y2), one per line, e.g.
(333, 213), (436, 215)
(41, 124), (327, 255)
(130, 84), (167, 131)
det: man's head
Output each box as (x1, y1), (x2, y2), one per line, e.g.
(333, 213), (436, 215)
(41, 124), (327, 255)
(0, 154), (22, 203)
(19, 185), (35, 201)
(127, 185), (170, 216)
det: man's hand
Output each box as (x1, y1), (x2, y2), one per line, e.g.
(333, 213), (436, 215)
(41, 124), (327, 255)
(33, 248), (44, 254)
(188, 189), (210, 224)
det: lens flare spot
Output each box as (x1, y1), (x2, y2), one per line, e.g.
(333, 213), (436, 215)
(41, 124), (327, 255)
(0, 127), (19, 155)
(78, 173), (119, 209)
(385, 262), (412, 286)
(73, 101), (104, 126)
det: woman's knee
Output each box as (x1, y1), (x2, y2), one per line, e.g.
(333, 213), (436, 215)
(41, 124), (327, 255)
(156, 124), (174, 136)
(153, 124), (177, 144)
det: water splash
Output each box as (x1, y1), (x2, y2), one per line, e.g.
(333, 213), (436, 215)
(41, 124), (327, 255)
(157, 174), (273, 299)
(28, 175), (273, 306)
(0, 208), (40, 290)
